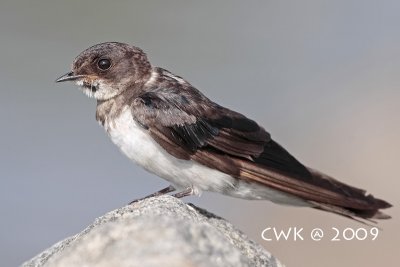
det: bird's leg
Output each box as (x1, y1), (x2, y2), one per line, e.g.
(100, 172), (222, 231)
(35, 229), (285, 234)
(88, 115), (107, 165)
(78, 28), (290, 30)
(129, 185), (176, 204)
(172, 187), (196, 198)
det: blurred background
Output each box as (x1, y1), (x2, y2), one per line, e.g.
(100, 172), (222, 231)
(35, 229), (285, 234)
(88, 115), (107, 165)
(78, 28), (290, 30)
(0, 0), (399, 266)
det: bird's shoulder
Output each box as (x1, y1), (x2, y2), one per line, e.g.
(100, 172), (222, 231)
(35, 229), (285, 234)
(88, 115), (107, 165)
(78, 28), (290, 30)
(128, 68), (273, 161)
(99, 68), (310, 182)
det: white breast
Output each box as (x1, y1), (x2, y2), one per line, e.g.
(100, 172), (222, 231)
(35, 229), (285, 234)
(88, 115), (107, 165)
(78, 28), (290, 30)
(104, 107), (236, 194)
(103, 107), (309, 206)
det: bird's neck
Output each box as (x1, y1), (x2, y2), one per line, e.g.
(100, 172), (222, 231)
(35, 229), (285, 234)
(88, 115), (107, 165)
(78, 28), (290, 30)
(96, 93), (128, 127)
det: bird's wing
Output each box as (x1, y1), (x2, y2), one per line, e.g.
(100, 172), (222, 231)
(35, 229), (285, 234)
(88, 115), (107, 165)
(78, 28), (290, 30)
(130, 86), (391, 220)
(131, 86), (309, 175)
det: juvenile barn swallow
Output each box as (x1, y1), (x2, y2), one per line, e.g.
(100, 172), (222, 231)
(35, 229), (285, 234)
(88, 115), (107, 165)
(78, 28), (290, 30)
(56, 42), (391, 222)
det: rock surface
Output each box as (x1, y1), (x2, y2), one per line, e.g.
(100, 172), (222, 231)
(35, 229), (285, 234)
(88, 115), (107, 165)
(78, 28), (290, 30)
(22, 195), (283, 267)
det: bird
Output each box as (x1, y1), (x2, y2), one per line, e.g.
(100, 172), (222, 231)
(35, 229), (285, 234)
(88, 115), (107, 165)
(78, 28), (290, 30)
(56, 42), (391, 223)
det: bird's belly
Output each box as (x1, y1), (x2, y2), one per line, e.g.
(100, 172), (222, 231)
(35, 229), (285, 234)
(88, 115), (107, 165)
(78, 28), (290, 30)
(103, 108), (309, 206)
(104, 108), (236, 192)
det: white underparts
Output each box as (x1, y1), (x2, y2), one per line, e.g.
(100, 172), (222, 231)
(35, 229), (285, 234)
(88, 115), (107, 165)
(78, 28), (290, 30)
(103, 107), (309, 206)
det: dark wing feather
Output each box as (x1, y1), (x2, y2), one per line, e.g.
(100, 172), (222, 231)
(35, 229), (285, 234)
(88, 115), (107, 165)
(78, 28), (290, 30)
(131, 85), (391, 220)
(132, 88), (272, 158)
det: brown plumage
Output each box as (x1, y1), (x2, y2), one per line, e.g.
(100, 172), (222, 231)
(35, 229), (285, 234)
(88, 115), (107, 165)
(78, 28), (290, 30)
(128, 67), (392, 222)
(57, 42), (392, 223)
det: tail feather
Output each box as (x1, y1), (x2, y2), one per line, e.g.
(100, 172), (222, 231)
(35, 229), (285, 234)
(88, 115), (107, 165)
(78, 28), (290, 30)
(309, 201), (391, 227)
(236, 157), (392, 222)
(307, 168), (392, 221)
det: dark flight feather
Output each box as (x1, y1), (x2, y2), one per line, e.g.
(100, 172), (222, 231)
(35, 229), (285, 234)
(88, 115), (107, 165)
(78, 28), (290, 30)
(130, 74), (391, 221)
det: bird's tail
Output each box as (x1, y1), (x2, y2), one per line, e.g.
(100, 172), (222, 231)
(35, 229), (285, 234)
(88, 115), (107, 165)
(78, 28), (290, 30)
(236, 157), (392, 224)
(306, 168), (392, 223)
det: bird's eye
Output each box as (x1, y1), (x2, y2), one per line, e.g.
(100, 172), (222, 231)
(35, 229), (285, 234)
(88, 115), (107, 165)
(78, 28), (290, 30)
(97, 58), (111, 70)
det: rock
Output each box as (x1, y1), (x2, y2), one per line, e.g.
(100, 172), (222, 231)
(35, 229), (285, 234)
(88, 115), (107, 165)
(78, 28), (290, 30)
(22, 195), (283, 267)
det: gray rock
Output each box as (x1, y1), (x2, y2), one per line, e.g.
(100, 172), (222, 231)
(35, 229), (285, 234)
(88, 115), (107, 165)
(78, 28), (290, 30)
(22, 195), (284, 267)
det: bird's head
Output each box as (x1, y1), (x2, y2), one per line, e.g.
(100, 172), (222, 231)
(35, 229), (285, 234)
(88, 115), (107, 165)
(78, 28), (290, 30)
(56, 42), (151, 100)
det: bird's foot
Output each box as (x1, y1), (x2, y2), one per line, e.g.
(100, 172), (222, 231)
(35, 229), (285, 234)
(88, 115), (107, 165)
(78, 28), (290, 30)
(172, 187), (196, 198)
(129, 185), (176, 204)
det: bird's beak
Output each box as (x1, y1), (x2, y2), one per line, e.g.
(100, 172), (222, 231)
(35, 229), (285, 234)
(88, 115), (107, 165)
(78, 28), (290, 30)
(55, 71), (85, 83)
